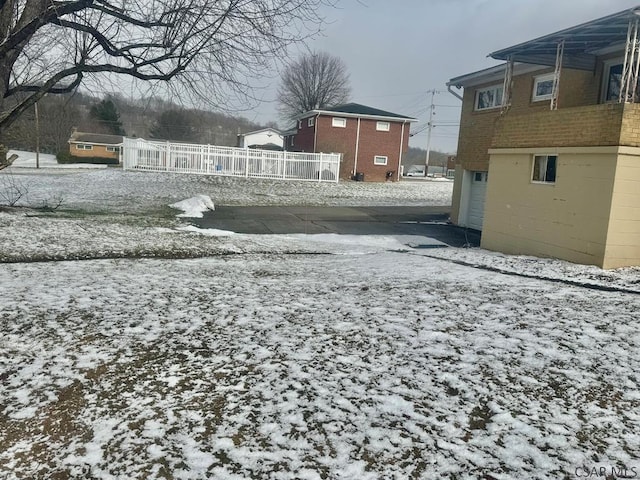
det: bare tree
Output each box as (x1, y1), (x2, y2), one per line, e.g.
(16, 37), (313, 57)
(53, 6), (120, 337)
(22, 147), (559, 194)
(0, 0), (333, 138)
(277, 51), (350, 121)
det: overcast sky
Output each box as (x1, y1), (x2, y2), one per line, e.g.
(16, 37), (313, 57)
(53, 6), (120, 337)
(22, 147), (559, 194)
(249, 0), (640, 153)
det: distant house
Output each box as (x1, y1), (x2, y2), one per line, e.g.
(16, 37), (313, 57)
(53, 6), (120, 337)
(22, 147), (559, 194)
(68, 130), (123, 161)
(237, 127), (283, 150)
(283, 103), (416, 182)
(447, 6), (640, 268)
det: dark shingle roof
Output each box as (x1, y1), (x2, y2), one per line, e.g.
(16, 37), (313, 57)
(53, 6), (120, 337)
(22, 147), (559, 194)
(321, 103), (414, 120)
(69, 132), (123, 145)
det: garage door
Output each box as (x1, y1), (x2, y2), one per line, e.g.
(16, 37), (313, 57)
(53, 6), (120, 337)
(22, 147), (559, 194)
(467, 171), (488, 230)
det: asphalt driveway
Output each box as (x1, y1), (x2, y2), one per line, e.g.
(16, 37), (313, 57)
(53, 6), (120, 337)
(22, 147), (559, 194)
(194, 205), (481, 248)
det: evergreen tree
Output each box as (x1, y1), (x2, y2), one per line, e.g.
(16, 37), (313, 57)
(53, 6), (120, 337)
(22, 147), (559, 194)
(90, 99), (125, 136)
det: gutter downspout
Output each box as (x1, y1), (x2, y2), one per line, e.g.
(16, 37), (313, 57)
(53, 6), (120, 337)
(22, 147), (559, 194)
(398, 121), (406, 182)
(313, 114), (319, 152)
(353, 117), (361, 177)
(447, 84), (463, 101)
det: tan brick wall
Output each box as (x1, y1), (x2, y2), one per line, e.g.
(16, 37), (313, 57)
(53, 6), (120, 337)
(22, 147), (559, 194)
(456, 66), (607, 173)
(491, 103), (626, 149)
(70, 143), (119, 159)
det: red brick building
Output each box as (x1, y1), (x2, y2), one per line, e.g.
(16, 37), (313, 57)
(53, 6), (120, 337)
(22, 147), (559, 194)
(283, 103), (416, 182)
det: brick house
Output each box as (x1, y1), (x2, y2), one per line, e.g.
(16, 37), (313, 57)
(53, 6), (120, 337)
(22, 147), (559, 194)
(68, 130), (123, 161)
(447, 7), (640, 268)
(283, 103), (416, 182)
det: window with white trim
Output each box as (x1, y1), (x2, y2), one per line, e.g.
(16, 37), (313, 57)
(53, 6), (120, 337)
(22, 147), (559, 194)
(106, 146), (119, 152)
(376, 121), (390, 131)
(532, 73), (555, 102)
(475, 84), (503, 111)
(332, 117), (346, 128)
(603, 60), (623, 103)
(307, 117), (315, 127)
(374, 155), (388, 166)
(532, 155), (557, 183)
(297, 120), (302, 129)
(76, 144), (93, 150)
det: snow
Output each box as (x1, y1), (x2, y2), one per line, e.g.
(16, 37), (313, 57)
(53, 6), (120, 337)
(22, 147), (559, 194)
(8, 149), (108, 169)
(1, 159), (640, 479)
(170, 195), (215, 218)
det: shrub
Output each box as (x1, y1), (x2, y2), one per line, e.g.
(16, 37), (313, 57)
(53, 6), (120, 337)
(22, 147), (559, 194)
(56, 151), (119, 165)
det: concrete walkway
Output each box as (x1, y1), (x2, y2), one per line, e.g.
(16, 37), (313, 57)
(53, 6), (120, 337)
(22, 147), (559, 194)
(194, 206), (481, 248)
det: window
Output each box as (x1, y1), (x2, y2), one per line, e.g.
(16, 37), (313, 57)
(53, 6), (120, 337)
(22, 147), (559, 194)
(307, 117), (315, 127)
(106, 146), (119, 152)
(532, 155), (557, 183)
(332, 117), (346, 128)
(374, 155), (388, 166)
(297, 120), (302, 129)
(76, 144), (93, 150)
(376, 121), (390, 131)
(603, 61), (623, 102)
(289, 136), (294, 146)
(532, 73), (555, 102)
(475, 84), (503, 110)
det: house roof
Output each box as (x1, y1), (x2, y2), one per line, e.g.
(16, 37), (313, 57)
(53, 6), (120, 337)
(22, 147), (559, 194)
(240, 127), (282, 137)
(69, 131), (123, 145)
(447, 63), (548, 88)
(489, 7), (640, 70)
(297, 103), (416, 122)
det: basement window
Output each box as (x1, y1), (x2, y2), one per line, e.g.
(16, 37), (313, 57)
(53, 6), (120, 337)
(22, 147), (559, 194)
(374, 155), (388, 166)
(475, 84), (503, 111)
(332, 117), (346, 128)
(532, 155), (557, 183)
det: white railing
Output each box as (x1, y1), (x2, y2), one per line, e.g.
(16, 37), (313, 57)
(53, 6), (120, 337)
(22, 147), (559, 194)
(122, 137), (340, 183)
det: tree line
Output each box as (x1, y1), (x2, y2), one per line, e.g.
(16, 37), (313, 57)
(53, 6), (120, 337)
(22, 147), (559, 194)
(0, 93), (270, 155)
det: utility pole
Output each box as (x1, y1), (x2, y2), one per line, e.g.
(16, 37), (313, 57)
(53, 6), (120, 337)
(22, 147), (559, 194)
(35, 101), (40, 169)
(424, 89), (436, 177)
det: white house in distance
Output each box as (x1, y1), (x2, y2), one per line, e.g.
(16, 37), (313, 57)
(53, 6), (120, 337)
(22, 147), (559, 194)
(237, 127), (284, 150)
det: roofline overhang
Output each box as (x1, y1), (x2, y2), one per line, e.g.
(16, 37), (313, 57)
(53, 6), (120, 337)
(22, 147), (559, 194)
(294, 109), (417, 123)
(68, 140), (123, 147)
(447, 62), (548, 89)
(488, 7), (640, 71)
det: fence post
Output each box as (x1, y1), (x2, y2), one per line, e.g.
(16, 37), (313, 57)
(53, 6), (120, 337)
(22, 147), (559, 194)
(283, 151), (287, 179)
(165, 141), (170, 171)
(318, 153), (323, 182)
(244, 148), (249, 177)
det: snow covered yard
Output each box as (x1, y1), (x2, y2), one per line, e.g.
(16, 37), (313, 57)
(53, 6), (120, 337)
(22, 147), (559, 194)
(1, 252), (639, 479)
(3, 153), (453, 214)
(2, 152), (640, 479)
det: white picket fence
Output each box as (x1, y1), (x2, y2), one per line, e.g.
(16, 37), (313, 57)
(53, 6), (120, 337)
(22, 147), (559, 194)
(122, 137), (340, 183)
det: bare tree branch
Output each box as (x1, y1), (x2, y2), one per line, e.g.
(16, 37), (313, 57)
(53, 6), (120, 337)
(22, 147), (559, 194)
(0, 0), (335, 133)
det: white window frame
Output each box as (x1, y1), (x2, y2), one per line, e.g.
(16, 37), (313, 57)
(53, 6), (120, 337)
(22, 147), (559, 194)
(307, 117), (315, 127)
(531, 155), (557, 184)
(289, 136), (294, 146)
(474, 84), (503, 111)
(297, 120), (302, 129)
(532, 73), (556, 102)
(376, 121), (390, 131)
(106, 146), (119, 152)
(601, 58), (624, 103)
(75, 144), (93, 151)
(332, 117), (346, 128)
(373, 155), (388, 166)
